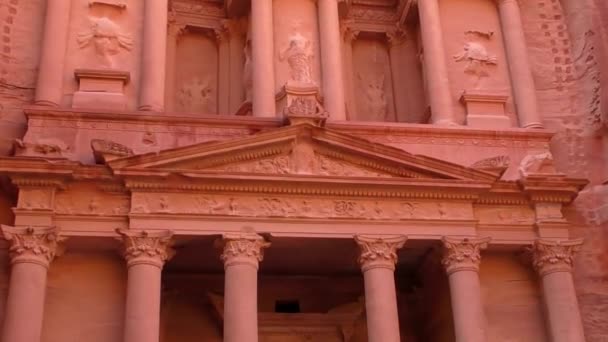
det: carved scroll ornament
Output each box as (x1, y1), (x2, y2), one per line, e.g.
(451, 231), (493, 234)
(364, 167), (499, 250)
(1, 226), (64, 267)
(355, 235), (407, 271)
(116, 229), (174, 268)
(441, 237), (491, 274)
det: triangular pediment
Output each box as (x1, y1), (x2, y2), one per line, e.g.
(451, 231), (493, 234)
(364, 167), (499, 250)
(107, 124), (498, 182)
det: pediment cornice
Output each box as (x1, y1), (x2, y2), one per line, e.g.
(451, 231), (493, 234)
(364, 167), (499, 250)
(107, 123), (500, 183)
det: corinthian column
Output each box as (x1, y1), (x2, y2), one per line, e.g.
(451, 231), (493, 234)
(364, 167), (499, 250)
(417, 0), (456, 125)
(117, 229), (174, 342)
(251, 0), (276, 117)
(1, 226), (63, 342)
(34, 0), (72, 106)
(497, 0), (543, 128)
(220, 233), (270, 342)
(355, 235), (407, 342)
(139, 0), (169, 111)
(318, 0), (346, 120)
(531, 239), (586, 342)
(442, 237), (490, 342)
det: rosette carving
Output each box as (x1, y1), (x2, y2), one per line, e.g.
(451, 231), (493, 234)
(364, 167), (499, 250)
(355, 235), (407, 271)
(219, 233), (271, 269)
(116, 229), (174, 268)
(1, 225), (64, 267)
(441, 237), (491, 274)
(530, 239), (583, 276)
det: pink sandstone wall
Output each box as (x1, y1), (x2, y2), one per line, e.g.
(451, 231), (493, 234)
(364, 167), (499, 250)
(480, 253), (547, 341)
(0, 0), (45, 156)
(41, 252), (126, 342)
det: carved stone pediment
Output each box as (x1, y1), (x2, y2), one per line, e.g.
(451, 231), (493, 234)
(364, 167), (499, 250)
(107, 124), (499, 182)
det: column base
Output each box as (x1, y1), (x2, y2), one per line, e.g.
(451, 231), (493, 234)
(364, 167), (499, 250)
(460, 91), (511, 129)
(72, 69), (130, 111)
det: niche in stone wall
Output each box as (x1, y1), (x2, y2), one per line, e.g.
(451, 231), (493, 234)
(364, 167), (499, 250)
(351, 34), (396, 122)
(174, 29), (219, 114)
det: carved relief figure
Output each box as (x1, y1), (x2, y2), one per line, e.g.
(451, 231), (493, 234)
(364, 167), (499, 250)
(453, 41), (497, 84)
(77, 16), (133, 68)
(178, 77), (215, 113)
(358, 73), (388, 121)
(279, 33), (314, 85)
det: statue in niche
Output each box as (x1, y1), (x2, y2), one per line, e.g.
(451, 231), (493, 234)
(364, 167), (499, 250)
(177, 77), (215, 113)
(358, 73), (388, 121)
(243, 39), (253, 101)
(453, 41), (497, 85)
(279, 33), (314, 85)
(77, 16), (133, 68)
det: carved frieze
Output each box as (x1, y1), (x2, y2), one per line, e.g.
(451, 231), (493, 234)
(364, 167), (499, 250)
(530, 239), (583, 276)
(55, 193), (130, 216)
(205, 156), (291, 174)
(17, 188), (54, 210)
(474, 206), (535, 224)
(0, 226), (64, 267)
(130, 193), (474, 221)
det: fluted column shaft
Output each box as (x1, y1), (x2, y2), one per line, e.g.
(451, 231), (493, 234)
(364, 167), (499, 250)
(318, 0), (346, 120)
(118, 229), (174, 342)
(34, 0), (72, 106)
(355, 235), (406, 342)
(497, 0), (543, 128)
(220, 233), (270, 342)
(418, 0), (455, 125)
(532, 239), (585, 342)
(251, 0), (276, 117)
(442, 237), (490, 342)
(0, 226), (63, 342)
(139, 0), (169, 111)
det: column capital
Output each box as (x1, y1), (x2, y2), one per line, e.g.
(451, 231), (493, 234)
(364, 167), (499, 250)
(168, 23), (187, 38)
(117, 229), (174, 268)
(441, 236), (491, 274)
(1, 225), (64, 268)
(340, 22), (359, 43)
(219, 233), (271, 269)
(386, 28), (408, 47)
(530, 239), (584, 276)
(355, 235), (407, 272)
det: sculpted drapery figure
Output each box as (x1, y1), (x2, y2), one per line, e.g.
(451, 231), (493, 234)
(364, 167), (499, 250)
(280, 33), (314, 85)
